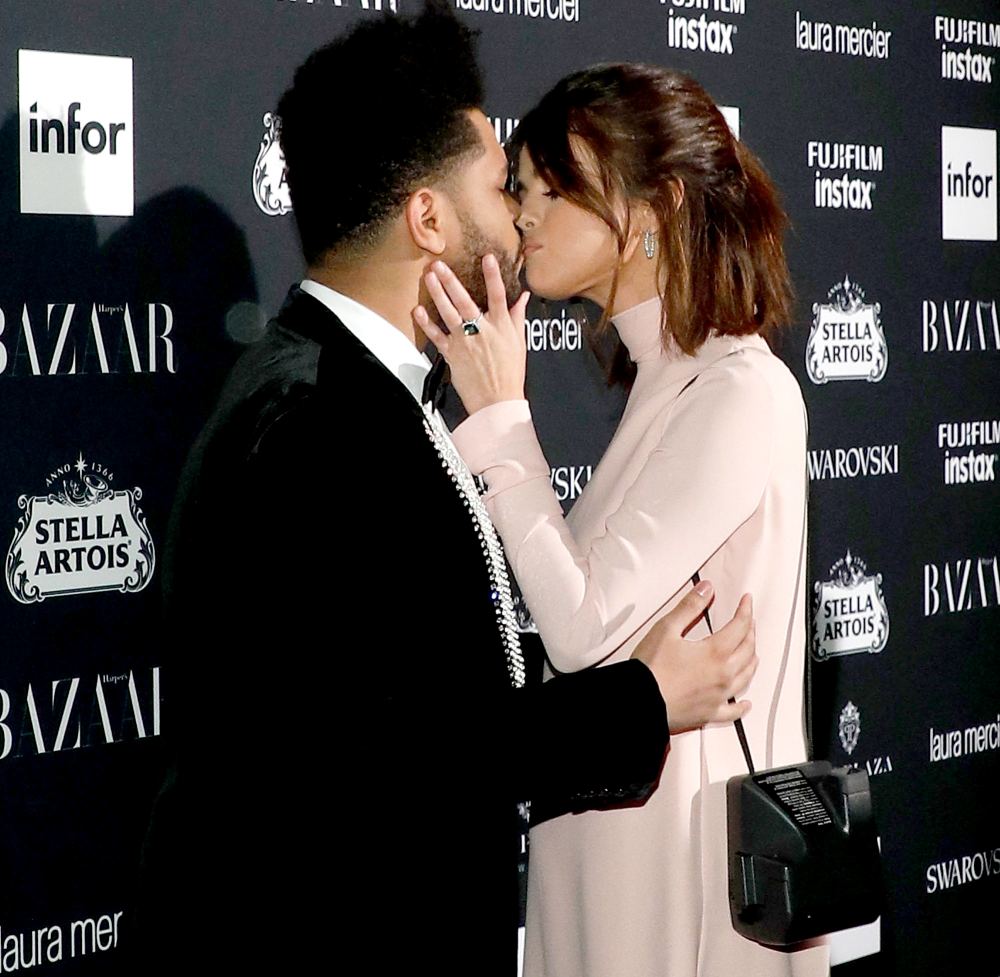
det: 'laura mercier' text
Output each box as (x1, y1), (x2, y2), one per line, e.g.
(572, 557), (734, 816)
(795, 10), (892, 59)
(454, 0), (579, 22)
(929, 714), (1000, 763)
(0, 911), (122, 972)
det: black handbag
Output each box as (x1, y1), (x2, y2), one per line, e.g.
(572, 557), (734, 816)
(692, 569), (882, 946)
(726, 758), (882, 945)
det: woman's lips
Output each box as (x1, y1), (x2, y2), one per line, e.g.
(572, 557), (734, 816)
(522, 243), (542, 256)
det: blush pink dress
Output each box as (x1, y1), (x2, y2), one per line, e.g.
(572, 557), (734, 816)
(451, 298), (830, 977)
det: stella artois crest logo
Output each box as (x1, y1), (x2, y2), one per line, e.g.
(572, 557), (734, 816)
(812, 550), (890, 660)
(252, 112), (292, 217)
(839, 701), (861, 755)
(806, 276), (888, 384)
(6, 454), (155, 603)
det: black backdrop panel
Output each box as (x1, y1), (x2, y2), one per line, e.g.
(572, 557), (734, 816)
(1, 2), (998, 975)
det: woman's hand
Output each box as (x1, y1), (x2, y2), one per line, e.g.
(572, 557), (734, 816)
(632, 581), (757, 734)
(413, 255), (530, 415)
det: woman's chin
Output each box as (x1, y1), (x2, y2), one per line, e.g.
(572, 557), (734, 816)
(524, 271), (574, 303)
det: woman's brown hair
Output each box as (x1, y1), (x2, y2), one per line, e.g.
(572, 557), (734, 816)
(510, 63), (793, 387)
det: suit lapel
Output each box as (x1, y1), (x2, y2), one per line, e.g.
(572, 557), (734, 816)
(274, 285), (427, 424)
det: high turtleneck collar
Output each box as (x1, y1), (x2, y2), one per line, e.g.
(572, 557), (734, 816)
(611, 297), (772, 381)
(610, 296), (669, 364)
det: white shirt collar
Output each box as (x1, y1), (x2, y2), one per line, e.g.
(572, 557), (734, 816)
(300, 278), (432, 404)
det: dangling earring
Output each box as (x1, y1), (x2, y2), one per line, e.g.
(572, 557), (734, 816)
(643, 229), (656, 260)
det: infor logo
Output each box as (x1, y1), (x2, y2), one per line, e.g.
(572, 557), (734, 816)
(941, 125), (998, 240)
(18, 50), (134, 216)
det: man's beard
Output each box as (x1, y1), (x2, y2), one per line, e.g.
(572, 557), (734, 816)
(454, 211), (523, 308)
(422, 211), (522, 328)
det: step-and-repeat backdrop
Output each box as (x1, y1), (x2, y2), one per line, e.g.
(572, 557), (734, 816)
(1, 1), (997, 975)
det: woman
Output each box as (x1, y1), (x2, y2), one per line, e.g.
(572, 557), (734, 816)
(415, 65), (828, 977)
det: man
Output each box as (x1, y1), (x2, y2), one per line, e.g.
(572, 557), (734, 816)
(136, 4), (755, 974)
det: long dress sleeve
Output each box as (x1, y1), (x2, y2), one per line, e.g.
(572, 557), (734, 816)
(451, 350), (775, 672)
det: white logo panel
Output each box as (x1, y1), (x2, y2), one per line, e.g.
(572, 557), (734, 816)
(941, 125), (997, 240)
(719, 105), (740, 140)
(19, 50), (134, 217)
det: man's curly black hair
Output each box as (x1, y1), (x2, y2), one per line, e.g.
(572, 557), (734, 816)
(278, 0), (485, 266)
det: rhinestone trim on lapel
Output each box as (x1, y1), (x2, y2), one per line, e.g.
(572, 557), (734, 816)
(422, 405), (526, 689)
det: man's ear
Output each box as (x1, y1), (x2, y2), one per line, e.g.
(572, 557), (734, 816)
(404, 187), (449, 257)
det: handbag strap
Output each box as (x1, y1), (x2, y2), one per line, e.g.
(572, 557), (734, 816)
(690, 569), (756, 774)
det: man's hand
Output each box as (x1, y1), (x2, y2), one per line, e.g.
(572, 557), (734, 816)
(632, 581), (757, 734)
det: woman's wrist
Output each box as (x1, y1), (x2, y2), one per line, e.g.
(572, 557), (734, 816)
(463, 390), (526, 415)
(451, 399), (541, 488)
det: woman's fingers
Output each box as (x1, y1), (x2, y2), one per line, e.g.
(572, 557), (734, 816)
(730, 651), (758, 701)
(482, 254), (508, 322)
(412, 305), (449, 354)
(430, 261), (481, 323)
(710, 593), (752, 651)
(511, 290), (531, 329)
(424, 271), (463, 330)
(415, 258), (528, 413)
(725, 626), (758, 698)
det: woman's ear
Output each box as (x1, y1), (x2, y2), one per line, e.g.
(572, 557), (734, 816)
(622, 199), (657, 263)
(404, 187), (449, 257)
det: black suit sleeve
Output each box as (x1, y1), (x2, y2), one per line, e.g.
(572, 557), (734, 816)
(517, 660), (668, 819)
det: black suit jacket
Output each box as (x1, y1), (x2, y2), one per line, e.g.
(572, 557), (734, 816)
(134, 287), (668, 975)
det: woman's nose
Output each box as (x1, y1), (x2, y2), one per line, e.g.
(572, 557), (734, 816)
(516, 210), (536, 232)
